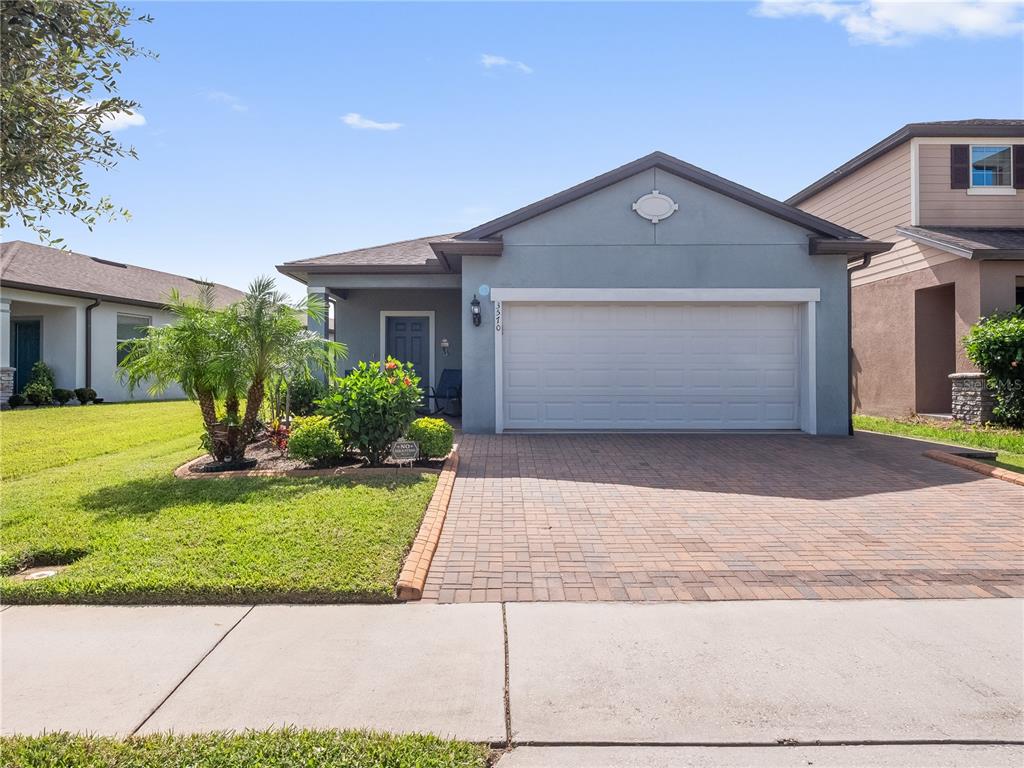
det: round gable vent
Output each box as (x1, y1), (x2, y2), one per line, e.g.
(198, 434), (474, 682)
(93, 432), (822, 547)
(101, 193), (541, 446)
(632, 190), (678, 224)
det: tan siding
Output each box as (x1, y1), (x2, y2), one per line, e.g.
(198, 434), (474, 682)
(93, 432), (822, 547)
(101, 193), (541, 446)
(919, 142), (1024, 226)
(851, 238), (959, 287)
(799, 143), (911, 243)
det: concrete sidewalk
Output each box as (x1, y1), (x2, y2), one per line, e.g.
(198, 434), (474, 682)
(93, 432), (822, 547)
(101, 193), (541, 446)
(2, 600), (1022, 762)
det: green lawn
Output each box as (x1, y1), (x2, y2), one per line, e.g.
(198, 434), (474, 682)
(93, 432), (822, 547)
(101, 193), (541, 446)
(853, 414), (1024, 472)
(0, 730), (490, 768)
(0, 401), (437, 604)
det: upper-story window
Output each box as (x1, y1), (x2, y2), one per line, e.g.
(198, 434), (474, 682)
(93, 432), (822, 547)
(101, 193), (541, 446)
(970, 145), (1012, 188)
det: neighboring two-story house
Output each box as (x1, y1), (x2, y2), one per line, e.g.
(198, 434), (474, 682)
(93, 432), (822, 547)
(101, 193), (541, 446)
(789, 120), (1023, 418)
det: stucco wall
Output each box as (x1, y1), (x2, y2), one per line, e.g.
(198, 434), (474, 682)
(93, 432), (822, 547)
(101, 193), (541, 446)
(90, 301), (186, 401)
(2, 286), (186, 402)
(330, 288), (461, 390)
(460, 168), (852, 435)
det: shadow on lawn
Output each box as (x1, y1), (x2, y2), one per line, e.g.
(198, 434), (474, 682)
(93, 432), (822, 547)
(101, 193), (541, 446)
(80, 474), (426, 520)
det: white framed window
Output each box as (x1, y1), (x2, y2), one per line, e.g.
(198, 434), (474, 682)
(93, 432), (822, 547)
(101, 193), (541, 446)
(116, 313), (151, 365)
(970, 145), (1012, 188)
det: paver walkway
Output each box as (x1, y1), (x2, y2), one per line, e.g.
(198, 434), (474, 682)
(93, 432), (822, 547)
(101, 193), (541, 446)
(423, 432), (1024, 602)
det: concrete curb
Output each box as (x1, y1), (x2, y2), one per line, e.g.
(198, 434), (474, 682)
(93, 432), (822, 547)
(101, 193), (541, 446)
(396, 450), (460, 601)
(923, 450), (1024, 488)
(173, 453), (441, 480)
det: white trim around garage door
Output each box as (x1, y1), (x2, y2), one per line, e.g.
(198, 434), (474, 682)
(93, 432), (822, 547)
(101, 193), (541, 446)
(491, 288), (820, 435)
(379, 310), (435, 386)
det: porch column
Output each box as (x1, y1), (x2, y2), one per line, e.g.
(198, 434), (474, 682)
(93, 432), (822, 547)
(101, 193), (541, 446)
(0, 299), (13, 402)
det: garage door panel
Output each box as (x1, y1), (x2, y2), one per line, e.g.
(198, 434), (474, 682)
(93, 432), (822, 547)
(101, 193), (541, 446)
(502, 302), (802, 430)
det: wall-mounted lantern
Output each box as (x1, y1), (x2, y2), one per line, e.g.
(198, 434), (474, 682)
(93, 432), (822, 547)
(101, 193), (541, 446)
(440, 337), (450, 356)
(470, 295), (481, 327)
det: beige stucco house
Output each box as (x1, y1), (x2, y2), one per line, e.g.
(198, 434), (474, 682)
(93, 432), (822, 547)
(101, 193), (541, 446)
(1, 241), (243, 404)
(789, 120), (1023, 418)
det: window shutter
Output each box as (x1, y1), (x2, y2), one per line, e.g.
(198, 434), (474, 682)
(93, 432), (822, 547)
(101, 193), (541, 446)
(1014, 145), (1024, 190)
(950, 144), (970, 189)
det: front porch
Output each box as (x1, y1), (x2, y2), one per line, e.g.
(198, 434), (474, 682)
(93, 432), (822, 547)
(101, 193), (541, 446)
(1, 290), (86, 402)
(307, 285), (463, 400)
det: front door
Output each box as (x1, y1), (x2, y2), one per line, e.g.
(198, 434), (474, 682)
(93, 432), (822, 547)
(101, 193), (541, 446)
(385, 315), (430, 390)
(12, 319), (41, 393)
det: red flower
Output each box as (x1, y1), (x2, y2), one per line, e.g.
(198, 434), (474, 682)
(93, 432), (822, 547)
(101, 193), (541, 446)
(403, 377), (412, 386)
(385, 361), (398, 371)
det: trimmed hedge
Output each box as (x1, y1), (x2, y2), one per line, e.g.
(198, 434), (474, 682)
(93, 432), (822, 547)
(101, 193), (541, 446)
(407, 417), (454, 459)
(287, 415), (344, 466)
(964, 308), (1024, 427)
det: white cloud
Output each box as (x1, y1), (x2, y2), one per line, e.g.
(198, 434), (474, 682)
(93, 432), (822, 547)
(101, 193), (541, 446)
(204, 90), (248, 112)
(99, 109), (146, 131)
(754, 0), (1024, 45)
(341, 112), (403, 131)
(481, 53), (533, 74)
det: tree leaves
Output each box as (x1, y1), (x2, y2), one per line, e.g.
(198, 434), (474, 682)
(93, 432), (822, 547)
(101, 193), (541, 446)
(0, 0), (154, 243)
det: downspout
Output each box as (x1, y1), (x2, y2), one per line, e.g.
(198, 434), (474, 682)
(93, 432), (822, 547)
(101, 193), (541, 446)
(84, 299), (101, 388)
(846, 255), (872, 436)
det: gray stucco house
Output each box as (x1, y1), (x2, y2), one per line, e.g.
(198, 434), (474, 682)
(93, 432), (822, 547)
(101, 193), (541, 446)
(277, 152), (890, 435)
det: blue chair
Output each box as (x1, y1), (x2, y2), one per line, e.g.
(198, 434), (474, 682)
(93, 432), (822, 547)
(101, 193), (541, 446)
(427, 369), (462, 417)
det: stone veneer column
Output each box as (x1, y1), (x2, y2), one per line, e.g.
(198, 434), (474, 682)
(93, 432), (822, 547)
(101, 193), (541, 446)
(949, 372), (995, 425)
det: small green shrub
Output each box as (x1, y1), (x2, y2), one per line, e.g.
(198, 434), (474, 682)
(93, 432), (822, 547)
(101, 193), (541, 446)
(22, 362), (55, 406)
(52, 388), (74, 405)
(407, 417), (454, 459)
(289, 376), (326, 417)
(74, 387), (97, 404)
(318, 358), (422, 465)
(7, 394), (26, 408)
(22, 380), (52, 406)
(963, 308), (1024, 427)
(287, 415), (344, 466)
(28, 361), (55, 388)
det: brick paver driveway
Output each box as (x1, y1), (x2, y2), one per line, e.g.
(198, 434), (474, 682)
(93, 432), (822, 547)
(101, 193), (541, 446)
(422, 432), (1023, 602)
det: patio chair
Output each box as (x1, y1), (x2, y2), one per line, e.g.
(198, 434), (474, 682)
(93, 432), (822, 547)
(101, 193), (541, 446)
(426, 368), (462, 417)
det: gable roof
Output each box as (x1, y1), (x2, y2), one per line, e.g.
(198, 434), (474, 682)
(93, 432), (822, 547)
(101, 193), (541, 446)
(787, 119), (1024, 206)
(1, 240), (245, 308)
(457, 150), (866, 241)
(280, 234), (458, 273)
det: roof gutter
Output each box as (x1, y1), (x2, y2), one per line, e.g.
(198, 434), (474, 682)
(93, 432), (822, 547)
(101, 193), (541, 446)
(84, 299), (101, 388)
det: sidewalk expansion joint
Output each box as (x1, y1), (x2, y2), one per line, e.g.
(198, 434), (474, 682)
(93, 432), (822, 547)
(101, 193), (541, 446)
(130, 604), (256, 735)
(502, 601), (513, 749)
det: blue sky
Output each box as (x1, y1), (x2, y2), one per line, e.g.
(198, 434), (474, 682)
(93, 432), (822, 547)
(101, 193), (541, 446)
(6, 1), (1023, 298)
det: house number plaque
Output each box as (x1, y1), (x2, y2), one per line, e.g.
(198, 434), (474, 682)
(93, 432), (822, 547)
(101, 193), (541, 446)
(494, 300), (502, 333)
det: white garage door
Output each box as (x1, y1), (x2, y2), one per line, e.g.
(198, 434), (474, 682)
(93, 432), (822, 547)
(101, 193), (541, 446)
(500, 302), (802, 431)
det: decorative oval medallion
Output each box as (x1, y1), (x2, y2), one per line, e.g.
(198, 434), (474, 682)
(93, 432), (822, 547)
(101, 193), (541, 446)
(632, 190), (678, 224)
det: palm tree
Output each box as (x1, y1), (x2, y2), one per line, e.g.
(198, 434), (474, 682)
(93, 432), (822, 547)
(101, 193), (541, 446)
(220, 277), (344, 462)
(119, 277), (345, 465)
(118, 285), (230, 458)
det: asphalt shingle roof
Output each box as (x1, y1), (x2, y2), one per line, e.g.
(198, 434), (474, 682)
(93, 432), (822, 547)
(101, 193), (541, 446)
(282, 234), (457, 270)
(0, 240), (245, 308)
(897, 226), (1024, 258)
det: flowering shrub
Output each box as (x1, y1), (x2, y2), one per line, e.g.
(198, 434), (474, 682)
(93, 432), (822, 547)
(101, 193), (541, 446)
(287, 415), (343, 466)
(317, 358), (421, 465)
(267, 419), (290, 455)
(406, 417), (454, 459)
(963, 307), (1024, 427)
(53, 388), (74, 405)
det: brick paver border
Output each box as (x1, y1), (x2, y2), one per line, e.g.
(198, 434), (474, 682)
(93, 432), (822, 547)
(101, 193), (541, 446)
(924, 449), (1024, 488)
(396, 450), (460, 601)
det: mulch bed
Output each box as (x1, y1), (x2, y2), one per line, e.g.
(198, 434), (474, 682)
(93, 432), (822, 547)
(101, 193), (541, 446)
(177, 440), (447, 479)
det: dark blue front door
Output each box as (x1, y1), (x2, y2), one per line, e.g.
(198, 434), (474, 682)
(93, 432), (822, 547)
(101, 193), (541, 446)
(13, 319), (41, 393)
(385, 315), (430, 389)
